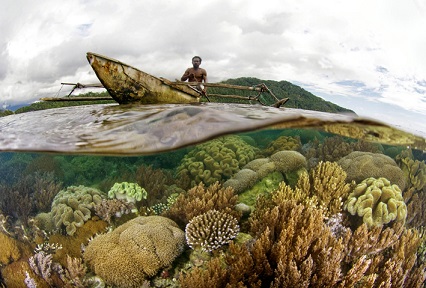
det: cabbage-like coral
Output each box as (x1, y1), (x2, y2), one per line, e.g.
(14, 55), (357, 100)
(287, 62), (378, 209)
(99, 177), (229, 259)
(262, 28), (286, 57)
(177, 136), (258, 187)
(108, 182), (147, 203)
(397, 156), (426, 191)
(338, 151), (406, 190)
(35, 185), (105, 236)
(344, 177), (407, 228)
(185, 210), (240, 252)
(83, 216), (185, 288)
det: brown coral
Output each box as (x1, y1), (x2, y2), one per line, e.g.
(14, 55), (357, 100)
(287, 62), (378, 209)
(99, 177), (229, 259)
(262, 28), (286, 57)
(83, 216), (185, 288)
(164, 182), (240, 229)
(0, 232), (21, 265)
(185, 210), (239, 252)
(338, 151), (406, 190)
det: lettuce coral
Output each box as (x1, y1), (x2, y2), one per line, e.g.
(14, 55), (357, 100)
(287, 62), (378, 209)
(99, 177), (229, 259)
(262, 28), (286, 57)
(108, 182), (147, 203)
(35, 185), (105, 236)
(344, 177), (407, 228)
(83, 216), (185, 288)
(338, 151), (406, 190)
(177, 136), (258, 187)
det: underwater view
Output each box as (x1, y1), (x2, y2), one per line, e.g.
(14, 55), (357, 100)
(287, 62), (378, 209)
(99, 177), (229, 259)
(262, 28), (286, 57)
(0, 103), (425, 287)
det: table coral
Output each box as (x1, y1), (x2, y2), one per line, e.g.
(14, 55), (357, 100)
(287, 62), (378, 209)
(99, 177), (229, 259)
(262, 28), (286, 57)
(338, 151), (406, 190)
(108, 182), (147, 203)
(177, 136), (258, 187)
(185, 209), (240, 252)
(83, 216), (185, 288)
(345, 177), (407, 228)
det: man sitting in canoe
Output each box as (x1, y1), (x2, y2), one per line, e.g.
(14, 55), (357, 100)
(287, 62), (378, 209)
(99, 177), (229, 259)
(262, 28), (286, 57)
(181, 56), (208, 95)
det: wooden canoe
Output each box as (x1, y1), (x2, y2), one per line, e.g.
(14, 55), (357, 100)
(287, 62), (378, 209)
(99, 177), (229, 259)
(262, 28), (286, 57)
(86, 52), (202, 104)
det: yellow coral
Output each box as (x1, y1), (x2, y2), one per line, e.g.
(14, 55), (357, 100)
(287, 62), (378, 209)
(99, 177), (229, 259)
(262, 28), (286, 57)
(345, 177), (407, 228)
(84, 216), (185, 288)
(0, 232), (21, 265)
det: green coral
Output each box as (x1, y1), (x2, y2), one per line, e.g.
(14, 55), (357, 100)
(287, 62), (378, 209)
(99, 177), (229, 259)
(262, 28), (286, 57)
(177, 136), (258, 187)
(261, 135), (301, 156)
(108, 182), (147, 203)
(344, 177), (407, 228)
(40, 185), (105, 236)
(224, 150), (307, 203)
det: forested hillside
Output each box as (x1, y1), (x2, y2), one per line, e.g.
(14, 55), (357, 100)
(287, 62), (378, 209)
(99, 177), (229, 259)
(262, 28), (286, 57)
(207, 77), (354, 114)
(1, 78), (354, 116)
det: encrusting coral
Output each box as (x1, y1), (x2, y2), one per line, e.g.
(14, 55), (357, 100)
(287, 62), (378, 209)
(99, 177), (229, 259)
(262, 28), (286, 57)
(83, 216), (185, 288)
(176, 136), (258, 188)
(344, 177), (407, 228)
(107, 182), (147, 203)
(185, 209), (240, 252)
(338, 151), (406, 190)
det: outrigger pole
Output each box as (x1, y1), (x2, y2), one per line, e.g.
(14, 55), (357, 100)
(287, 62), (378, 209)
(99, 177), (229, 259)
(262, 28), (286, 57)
(170, 81), (288, 108)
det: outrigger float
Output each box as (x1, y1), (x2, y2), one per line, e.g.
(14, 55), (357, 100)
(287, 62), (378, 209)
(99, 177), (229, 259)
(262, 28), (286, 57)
(41, 52), (289, 108)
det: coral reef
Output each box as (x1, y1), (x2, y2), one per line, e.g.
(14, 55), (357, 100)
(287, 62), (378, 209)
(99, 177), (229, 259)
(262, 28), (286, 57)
(338, 151), (406, 190)
(176, 136), (258, 188)
(224, 150), (307, 196)
(84, 216), (185, 288)
(180, 190), (425, 287)
(185, 210), (240, 252)
(108, 182), (147, 203)
(164, 182), (240, 229)
(345, 177), (407, 228)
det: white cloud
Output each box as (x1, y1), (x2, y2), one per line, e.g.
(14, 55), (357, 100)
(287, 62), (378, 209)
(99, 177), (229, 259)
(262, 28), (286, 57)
(1, 0), (425, 135)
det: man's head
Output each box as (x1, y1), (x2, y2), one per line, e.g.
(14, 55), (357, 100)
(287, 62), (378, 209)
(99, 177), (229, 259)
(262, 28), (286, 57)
(192, 56), (202, 68)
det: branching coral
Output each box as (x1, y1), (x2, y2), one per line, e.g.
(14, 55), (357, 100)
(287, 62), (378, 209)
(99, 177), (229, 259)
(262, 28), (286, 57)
(83, 216), (185, 288)
(93, 198), (136, 224)
(0, 232), (21, 265)
(164, 182), (240, 229)
(345, 177), (407, 228)
(185, 210), (239, 252)
(180, 190), (425, 287)
(338, 151), (406, 190)
(265, 161), (352, 216)
(177, 136), (258, 188)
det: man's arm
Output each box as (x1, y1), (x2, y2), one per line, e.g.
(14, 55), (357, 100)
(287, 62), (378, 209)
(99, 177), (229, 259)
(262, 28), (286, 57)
(203, 69), (208, 83)
(181, 68), (191, 81)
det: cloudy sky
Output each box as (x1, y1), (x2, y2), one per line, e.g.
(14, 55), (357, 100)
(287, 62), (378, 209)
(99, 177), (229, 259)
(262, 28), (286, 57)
(1, 0), (426, 135)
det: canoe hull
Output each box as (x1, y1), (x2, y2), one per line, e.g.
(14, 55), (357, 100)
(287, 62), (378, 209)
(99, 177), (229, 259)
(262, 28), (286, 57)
(86, 52), (201, 104)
